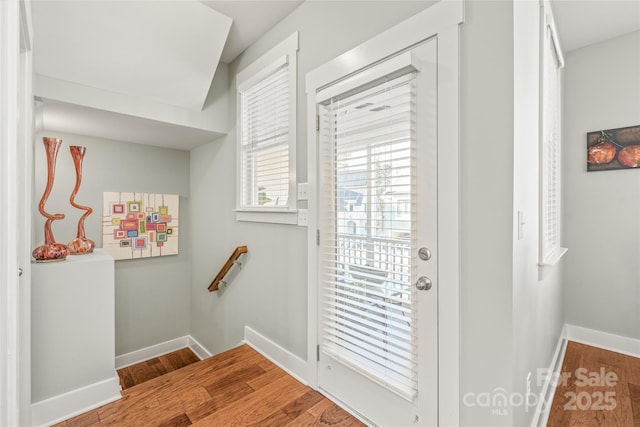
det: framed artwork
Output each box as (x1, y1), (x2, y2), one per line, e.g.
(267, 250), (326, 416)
(587, 125), (640, 171)
(103, 192), (179, 260)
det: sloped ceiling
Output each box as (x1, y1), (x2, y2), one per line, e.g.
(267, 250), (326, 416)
(30, 0), (304, 149)
(32, 0), (232, 111)
(200, 0), (304, 63)
(552, 0), (640, 52)
(35, 100), (223, 150)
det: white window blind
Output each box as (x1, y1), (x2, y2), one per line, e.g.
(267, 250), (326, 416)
(319, 71), (417, 400)
(540, 20), (565, 265)
(239, 60), (290, 209)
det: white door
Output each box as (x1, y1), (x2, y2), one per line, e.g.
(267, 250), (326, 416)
(316, 39), (438, 426)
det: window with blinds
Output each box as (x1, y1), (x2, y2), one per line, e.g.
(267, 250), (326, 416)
(540, 16), (566, 265)
(319, 71), (417, 400)
(239, 58), (290, 210)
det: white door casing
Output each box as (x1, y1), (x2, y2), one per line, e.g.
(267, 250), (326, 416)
(306, 2), (462, 425)
(0, 0), (33, 425)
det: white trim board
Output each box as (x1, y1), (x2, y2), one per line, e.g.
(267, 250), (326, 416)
(564, 324), (640, 358)
(33, 335), (214, 427)
(531, 324), (640, 427)
(532, 325), (568, 427)
(115, 335), (212, 370)
(31, 374), (121, 427)
(188, 335), (213, 361)
(243, 326), (308, 386)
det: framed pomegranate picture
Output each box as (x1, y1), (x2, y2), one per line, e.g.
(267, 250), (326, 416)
(587, 124), (640, 171)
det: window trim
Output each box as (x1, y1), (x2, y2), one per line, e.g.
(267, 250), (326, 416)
(538, 2), (567, 268)
(235, 31), (298, 224)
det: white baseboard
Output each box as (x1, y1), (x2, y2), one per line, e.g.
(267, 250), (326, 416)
(531, 324), (640, 427)
(188, 335), (213, 360)
(31, 373), (121, 427)
(564, 324), (640, 358)
(244, 326), (308, 386)
(32, 335), (212, 426)
(532, 324), (568, 427)
(115, 335), (213, 369)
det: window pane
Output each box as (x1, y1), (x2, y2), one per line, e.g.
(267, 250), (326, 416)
(239, 63), (289, 208)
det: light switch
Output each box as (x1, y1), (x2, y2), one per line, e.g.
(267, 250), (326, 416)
(297, 209), (308, 226)
(297, 183), (308, 201)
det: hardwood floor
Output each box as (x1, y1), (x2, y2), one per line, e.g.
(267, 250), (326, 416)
(547, 341), (640, 426)
(54, 345), (365, 427)
(117, 347), (200, 390)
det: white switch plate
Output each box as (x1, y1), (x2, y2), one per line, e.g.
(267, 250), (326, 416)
(297, 182), (308, 201)
(297, 209), (308, 226)
(518, 210), (525, 240)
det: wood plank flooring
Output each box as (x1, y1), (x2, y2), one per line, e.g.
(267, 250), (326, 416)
(54, 345), (365, 427)
(117, 347), (200, 390)
(547, 341), (640, 426)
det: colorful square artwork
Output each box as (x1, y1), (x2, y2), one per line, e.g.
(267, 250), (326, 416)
(133, 237), (148, 250)
(103, 192), (179, 260)
(112, 204), (125, 215)
(127, 201), (142, 213)
(122, 220), (138, 231)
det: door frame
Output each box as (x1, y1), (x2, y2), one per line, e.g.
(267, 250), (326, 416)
(0, 0), (33, 425)
(305, 2), (463, 424)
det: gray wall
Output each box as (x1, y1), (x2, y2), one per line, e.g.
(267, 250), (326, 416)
(189, 0), (436, 359)
(33, 131), (191, 355)
(461, 2), (566, 425)
(190, 2), (570, 426)
(563, 31), (640, 339)
(511, 2), (565, 426)
(459, 1), (515, 425)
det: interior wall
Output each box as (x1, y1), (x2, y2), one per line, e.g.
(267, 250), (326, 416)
(33, 131), (191, 355)
(511, 3), (565, 426)
(459, 1), (515, 425)
(189, 0), (436, 359)
(563, 30), (640, 340)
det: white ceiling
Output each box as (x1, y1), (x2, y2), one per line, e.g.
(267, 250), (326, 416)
(31, 0), (303, 149)
(35, 100), (224, 150)
(201, 1), (305, 63)
(32, 0), (233, 111)
(30, 1), (640, 150)
(551, 0), (640, 52)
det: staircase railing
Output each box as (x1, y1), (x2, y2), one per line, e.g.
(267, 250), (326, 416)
(208, 245), (248, 292)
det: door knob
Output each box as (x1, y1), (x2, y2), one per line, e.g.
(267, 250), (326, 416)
(416, 276), (432, 291)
